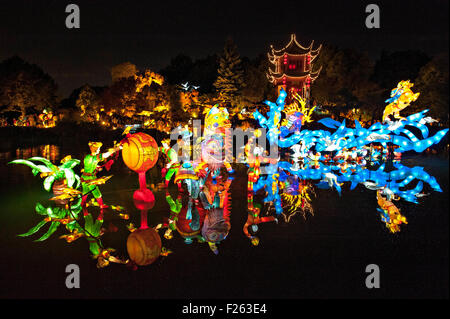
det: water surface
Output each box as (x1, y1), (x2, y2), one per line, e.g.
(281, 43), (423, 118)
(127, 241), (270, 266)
(0, 144), (448, 298)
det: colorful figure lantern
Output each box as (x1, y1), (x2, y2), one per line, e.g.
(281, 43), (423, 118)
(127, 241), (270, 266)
(201, 106), (234, 174)
(159, 138), (181, 190)
(81, 142), (119, 208)
(253, 89), (286, 146)
(383, 80), (420, 122)
(121, 132), (159, 202)
(280, 93), (316, 138)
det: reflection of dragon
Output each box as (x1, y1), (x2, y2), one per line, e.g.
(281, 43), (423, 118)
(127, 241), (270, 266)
(383, 80), (420, 122)
(376, 190), (407, 233)
(280, 177), (315, 222)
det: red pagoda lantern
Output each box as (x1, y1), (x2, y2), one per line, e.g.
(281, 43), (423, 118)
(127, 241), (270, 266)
(267, 34), (322, 101)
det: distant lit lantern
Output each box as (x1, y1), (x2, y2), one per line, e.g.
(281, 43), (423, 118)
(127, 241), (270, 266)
(127, 228), (161, 266)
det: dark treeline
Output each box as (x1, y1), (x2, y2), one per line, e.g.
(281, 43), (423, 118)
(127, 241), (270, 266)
(0, 38), (448, 130)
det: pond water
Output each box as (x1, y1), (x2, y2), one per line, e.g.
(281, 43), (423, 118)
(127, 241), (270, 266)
(0, 144), (448, 298)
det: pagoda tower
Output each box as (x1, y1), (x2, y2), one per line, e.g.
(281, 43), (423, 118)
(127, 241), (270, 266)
(267, 34), (322, 103)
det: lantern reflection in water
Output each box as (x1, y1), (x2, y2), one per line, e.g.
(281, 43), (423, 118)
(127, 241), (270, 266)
(13, 145), (60, 163)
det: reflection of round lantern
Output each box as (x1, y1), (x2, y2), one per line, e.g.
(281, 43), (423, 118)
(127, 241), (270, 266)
(52, 179), (66, 196)
(127, 228), (161, 266)
(52, 179), (68, 206)
(133, 188), (155, 230)
(122, 133), (159, 173)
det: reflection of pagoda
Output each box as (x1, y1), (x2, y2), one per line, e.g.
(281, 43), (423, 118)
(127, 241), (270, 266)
(267, 34), (322, 102)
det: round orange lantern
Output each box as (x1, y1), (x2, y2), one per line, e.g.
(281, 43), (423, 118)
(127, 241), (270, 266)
(122, 132), (159, 173)
(127, 228), (161, 266)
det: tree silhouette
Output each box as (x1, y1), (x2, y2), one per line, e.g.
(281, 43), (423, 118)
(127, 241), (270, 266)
(414, 53), (449, 124)
(0, 56), (57, 116)
(214, 38), (245, 109)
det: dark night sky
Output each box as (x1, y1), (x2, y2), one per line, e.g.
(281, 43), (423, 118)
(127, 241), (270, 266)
(0, 0), (448, 97)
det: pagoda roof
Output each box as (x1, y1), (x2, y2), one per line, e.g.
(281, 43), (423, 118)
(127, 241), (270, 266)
(267, 66), (322, 84)
(268, 34), (322, 58)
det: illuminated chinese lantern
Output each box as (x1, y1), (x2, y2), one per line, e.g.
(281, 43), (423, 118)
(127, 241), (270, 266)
(127, 228), (161, 266)
(122, 133), (159, 173)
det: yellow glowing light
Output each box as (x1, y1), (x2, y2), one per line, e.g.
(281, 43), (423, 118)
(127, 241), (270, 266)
(282, 93), (316, 127)
(251, 237), (260, 246)
(377, 190), (407, 233)
(281, 183), (315, 222)
(134, 70), (164, 93)
(383, 80), (420, 122)
(136, 110), (153, 117)
(154, 104), (169, 112)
